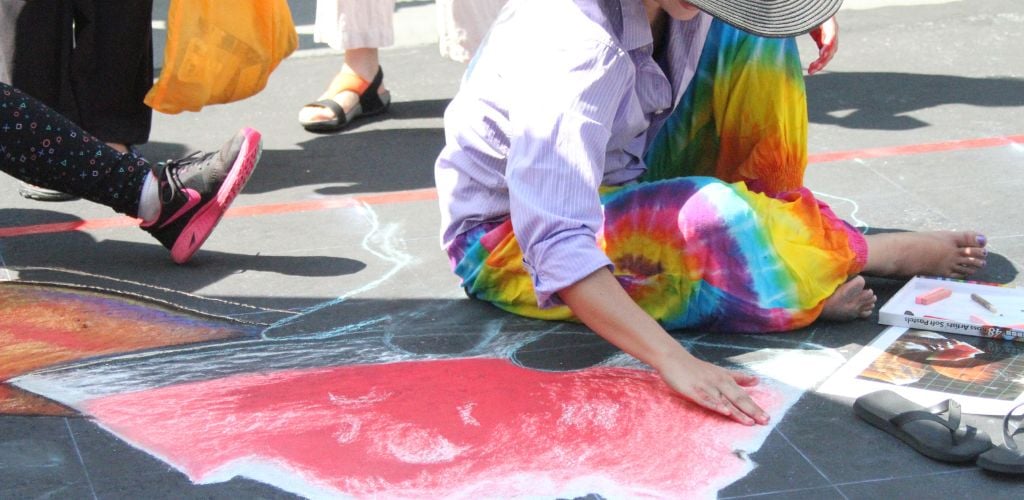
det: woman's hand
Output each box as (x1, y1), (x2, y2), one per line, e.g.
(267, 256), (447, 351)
(558, 268), (769, 425)
(807, 16), (839, 75)
(653, 348), (768, 426)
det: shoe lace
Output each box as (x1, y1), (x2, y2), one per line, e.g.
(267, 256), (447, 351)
(157, 151), (205, 202)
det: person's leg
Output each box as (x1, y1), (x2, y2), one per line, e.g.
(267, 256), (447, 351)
(299, 0), (393, 131)
(863, 231), (987, 279)
(821, 230), (988, 319)
(69, 0), (153, 148)
(1, 82), (148, 214)
(447, 177), (987, 331)
(644, 18), (808, 194)
(139, 127), (263, 264)
(449, 177), (870, 332)
(598, 178), (872, 331)
(299, 47), (388, 122)
(1, 82), (263, 264)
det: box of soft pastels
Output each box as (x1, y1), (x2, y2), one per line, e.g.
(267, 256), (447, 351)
(878, 276), (1024, 342)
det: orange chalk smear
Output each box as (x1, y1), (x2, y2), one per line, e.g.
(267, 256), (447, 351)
(915, 287), (952, 305)
(1, 285), (253, 416)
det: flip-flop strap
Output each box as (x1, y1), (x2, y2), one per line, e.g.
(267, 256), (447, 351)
(1001, 401), (1024, 452)
(890, 399), (968, 443)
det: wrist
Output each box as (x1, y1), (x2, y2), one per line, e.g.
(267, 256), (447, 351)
(649, 340), (694, 373)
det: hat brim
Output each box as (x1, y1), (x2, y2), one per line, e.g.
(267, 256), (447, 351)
(687, 0), (843, 38)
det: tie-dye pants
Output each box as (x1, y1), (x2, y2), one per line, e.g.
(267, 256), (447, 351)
(448, 20), (868, 332)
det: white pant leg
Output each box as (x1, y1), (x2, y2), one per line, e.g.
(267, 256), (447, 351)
(314, 0), (395, 50)
(435, 0), (508, 63)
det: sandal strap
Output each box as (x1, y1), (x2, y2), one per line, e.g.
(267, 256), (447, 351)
(306, 99), (348, 127)
(358, 67), (387, 112)
(891, 399), (969, 444)
(312, 67), (386, 117)
(324, 71), (371, 97)
(1001, 401), (1024, 452)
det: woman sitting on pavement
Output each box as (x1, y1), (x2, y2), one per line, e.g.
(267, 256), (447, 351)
(434, 0), (987, 426)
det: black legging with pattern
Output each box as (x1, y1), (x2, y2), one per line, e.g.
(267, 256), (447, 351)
(0, 82), (149, 216)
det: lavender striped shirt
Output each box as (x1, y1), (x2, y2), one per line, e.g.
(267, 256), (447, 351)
(435, 0), (711, 308)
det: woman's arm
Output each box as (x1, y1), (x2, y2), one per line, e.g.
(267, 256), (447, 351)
(558, 267), (770, 426)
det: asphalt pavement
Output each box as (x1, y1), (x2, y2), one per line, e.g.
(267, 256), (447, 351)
(2, 1), (1023, 498)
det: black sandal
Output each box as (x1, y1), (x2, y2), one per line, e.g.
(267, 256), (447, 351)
(853, 390), (992, 463)
(299, 67), (391, 133)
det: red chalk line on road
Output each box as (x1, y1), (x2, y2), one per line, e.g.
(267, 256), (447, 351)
(0, 188), (438, 238)
(3, 135), (1022, 239)
(806, 134), (1024, 164)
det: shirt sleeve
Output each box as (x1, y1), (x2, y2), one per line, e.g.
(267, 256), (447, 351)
(505, 39), (633, 308)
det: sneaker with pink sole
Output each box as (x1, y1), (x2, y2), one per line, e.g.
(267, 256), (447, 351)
(142, 127), (262, 264)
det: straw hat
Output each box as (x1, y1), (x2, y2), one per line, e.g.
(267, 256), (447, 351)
(688, 0), (842, 37)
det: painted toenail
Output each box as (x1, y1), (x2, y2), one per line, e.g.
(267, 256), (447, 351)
(977, 234), (987, 247)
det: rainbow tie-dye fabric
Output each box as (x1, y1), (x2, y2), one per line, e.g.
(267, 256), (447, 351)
(645, 19), (809, 194)
(448, 20), (867, 332)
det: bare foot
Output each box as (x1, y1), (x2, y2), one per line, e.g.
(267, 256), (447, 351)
(821, 275), (876, 321)
(863, 231), (987, 279)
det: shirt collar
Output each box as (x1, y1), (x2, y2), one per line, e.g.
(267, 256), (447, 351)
(615, 0), (654, 51)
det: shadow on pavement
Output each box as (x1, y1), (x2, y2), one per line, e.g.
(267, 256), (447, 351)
(807, 72), (1024, 130)
(252, 127), (444, 195)
(2, 209), (366, 288)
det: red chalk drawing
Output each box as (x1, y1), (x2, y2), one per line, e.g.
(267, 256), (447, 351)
(84, 358), (787, 499)
(4, 283), (794, 497)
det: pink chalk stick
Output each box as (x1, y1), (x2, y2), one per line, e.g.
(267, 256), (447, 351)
(915, 287), (952, 305)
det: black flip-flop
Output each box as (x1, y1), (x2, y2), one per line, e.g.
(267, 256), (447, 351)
(853, 390), (992, 463)
(977, 402), (1024, 474)
(300, 67), (391, 133)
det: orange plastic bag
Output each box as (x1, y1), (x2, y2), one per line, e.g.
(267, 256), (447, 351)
(145, 0), (298, 114)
